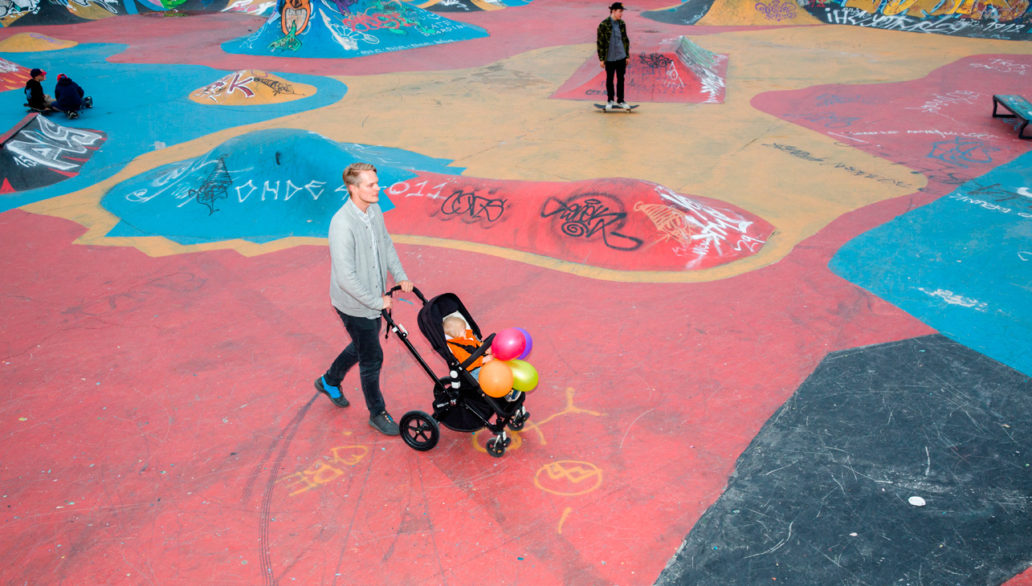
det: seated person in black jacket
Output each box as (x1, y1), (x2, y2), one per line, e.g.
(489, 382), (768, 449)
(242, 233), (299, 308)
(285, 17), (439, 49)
(24, 68), (55, 113)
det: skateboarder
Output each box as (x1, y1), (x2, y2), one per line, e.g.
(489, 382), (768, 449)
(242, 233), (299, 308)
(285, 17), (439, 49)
(597, 2), (630, 112)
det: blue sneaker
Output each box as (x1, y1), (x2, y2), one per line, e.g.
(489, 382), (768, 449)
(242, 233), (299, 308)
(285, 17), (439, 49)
(314, 377), (349, 407)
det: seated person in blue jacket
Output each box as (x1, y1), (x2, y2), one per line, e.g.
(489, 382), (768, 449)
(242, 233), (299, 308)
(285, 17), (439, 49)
(54, 73), (92, 119)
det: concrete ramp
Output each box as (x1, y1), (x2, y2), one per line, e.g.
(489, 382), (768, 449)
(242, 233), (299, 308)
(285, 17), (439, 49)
(553, 37), (727, 104)
(0, 32), (78, 51)
(189, 70), (317, 105)
(222, 0), (488, 58)
(698, 0), (820, 25)
(0, 57), (32, 92)
(801, 0), (1032, 39)
(99, 129), (460, 245)
(0, 114), (106, 194)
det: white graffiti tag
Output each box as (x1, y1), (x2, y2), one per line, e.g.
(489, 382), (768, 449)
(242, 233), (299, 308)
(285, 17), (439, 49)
(652, 185), (765, 268)
(5, 116), (104, 172)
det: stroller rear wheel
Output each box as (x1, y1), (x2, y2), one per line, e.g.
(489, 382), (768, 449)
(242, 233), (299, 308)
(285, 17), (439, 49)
(400, 410), (440, 451)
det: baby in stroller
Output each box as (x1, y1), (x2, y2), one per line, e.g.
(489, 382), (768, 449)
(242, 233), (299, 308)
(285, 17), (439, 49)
(385, 289), (530, 457)
(443, 314), (490, 375)
(444, 314), (522, 402)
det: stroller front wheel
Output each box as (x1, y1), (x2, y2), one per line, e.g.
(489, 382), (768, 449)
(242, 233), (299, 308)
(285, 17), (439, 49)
(400, 410), (440, 452)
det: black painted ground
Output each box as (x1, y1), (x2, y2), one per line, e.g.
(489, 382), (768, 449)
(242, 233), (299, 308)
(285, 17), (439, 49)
(657, 334), (1032, 585)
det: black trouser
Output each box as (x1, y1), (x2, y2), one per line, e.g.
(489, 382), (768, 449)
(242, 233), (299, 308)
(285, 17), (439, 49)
(324, 310), (385, 415)
(605, 58), (627, 103)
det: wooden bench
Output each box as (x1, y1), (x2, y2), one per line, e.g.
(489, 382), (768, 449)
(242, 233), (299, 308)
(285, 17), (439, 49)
(992, 94), (1032, 139)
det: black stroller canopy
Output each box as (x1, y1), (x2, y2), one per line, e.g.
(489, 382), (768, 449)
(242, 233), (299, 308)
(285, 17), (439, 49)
(417, 293), (484, 363)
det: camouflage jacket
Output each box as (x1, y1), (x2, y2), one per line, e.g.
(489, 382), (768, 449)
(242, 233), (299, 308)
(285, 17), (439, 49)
(596, 17), (630, 62)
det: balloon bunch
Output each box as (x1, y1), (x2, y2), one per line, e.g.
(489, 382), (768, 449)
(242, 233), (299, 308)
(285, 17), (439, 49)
(478, 327), (538, 399)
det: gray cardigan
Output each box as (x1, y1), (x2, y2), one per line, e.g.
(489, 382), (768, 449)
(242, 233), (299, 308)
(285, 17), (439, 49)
(328, 199), (408, 319)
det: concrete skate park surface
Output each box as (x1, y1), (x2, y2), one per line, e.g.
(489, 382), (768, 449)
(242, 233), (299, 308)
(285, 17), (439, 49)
(2, 0), (1032, 583)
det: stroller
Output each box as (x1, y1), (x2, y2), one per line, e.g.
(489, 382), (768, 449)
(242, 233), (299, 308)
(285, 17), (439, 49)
(381, 286), (530, 457)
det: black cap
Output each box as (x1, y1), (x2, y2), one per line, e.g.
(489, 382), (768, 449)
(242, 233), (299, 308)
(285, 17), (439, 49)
(609, 2), (625, 10)
(30, 68), (45, 78)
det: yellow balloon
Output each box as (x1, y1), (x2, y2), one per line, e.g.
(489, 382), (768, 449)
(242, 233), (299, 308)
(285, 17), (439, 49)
(508, 359), (538, 393)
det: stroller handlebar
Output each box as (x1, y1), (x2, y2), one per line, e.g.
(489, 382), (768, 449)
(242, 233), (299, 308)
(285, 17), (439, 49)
(385, 284), (427, 304)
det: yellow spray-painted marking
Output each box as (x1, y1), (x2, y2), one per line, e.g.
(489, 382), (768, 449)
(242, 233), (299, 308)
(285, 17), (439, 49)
(558, 507), (572, 534)
(534, 460), (603, 496)
(278, 441), (369, 497)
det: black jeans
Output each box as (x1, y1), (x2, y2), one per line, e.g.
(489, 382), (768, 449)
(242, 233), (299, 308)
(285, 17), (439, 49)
(605, 58), (627, 103)
(324, 310), (385, 415)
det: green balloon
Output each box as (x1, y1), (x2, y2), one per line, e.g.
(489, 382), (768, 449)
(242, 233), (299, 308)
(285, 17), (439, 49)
(508, 359), (539, 393)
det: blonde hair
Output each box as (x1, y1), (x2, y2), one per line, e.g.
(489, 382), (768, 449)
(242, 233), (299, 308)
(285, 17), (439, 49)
(343, 162), (377, 187)
(443, 315), (467, 338)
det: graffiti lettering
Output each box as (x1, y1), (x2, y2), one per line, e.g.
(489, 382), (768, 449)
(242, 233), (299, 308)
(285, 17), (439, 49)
(928, 136), (999, 168)
(387, 179), (448, 200)
(252, 76), (298, 96)
(188, 156), (232, 215)
(234, 178), (329, 202)
(765, 143), (912, 188)
(950, 193), (1032, 217)
(969, 58), (1031, 75)
(649, 186), (765, 266)
(441, 189), (506, 222)
(917, 287), (988, 311)
(541, 193), (643, 251)
(813, 5), (1028, 39)
(755, 0), (797, 21)
(787, 112), (861, 128)
(5, 116), (105, 173)
(278, 443), (368, 496)
(341, 11), (412, 32)
(908, 90), (979, 115)
(966, 183), (1032, 209)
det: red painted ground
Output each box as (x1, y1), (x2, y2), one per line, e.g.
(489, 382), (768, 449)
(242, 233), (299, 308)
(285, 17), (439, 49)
(1, 183), (932, 583)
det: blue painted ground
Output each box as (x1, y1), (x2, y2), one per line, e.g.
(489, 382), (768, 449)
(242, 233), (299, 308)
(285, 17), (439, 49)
(0, 43), (346, 213)
(830, 152), (1032, 377)
(222, 0), (488, 59)
(101, 128), (462, 244)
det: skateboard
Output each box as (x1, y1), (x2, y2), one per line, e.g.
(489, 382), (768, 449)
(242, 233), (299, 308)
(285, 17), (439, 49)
(594, 103), (639, 113)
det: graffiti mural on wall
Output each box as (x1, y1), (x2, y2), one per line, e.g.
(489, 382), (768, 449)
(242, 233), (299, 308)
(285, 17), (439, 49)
(800, 0), (1032, 39)
(222, 0), (488, 58)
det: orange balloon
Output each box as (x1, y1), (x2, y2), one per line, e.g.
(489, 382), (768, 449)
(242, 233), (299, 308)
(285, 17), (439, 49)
(479, 360), (513, 398)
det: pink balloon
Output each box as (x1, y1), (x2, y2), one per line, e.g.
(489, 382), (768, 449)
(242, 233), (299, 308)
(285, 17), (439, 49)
(515, 327), (533, 359)
(491, 327), (526, 362)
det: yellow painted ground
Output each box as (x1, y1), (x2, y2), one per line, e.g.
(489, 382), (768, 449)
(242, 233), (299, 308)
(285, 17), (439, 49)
(0, 32), (77, 52)
(189, 70), (317, 105)
(26, 25), (1032, 281)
